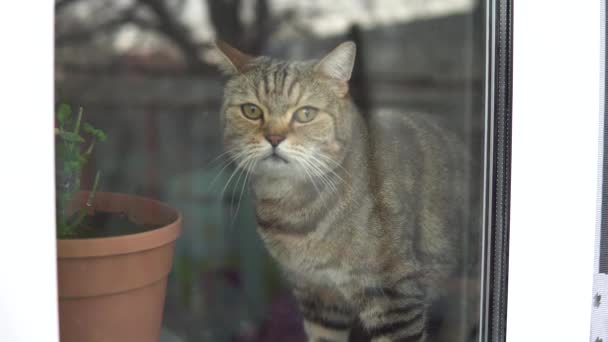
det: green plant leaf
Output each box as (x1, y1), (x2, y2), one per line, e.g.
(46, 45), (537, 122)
(55, 105), (108, 239)
(97, 131), (107, 142)
(57, 104), (71, 126)
(64, 161), (81, 173)
(83, 122), (94, 133)
(58, 131), (84, 143)
(83, 123), (107, 142)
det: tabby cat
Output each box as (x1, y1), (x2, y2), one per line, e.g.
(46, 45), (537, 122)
(215, 40), (477, 342)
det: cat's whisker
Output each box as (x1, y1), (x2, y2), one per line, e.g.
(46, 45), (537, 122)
(208, 149), (251, 189)
(304, 166), (323, 196)
(220, 152), (257, 201)
(303, 152), (350, 185)
(220, 167), (242, 202)
(311, 166), (337, 194)
(225, 146), (266, 224)
(226, 165), (250, 233)
(231, 155), (260, 225)
(232, 154), (256, 211)
(315, 152), (354, 179)
(298, 154), (338, 194)
(307, 154), (354, 194)
(208, 146), (240, 166)
(230, 153), (253, 209)
(288, 149), (343, 194)
(307, 156), (341, 191)
(293, 156), (322, 196)
(216, 146), (264, 190)
(300, 157), (336, 193)
(207, 148), (246, 182)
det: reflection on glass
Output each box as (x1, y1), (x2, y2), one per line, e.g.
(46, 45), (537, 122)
(55, 0), (484, 341)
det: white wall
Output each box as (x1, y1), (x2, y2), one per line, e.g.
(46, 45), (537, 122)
(0, 2), (59, 342)
(508, 1), (600, 341)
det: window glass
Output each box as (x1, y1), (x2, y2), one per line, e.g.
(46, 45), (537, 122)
(55, 1), (486, 341)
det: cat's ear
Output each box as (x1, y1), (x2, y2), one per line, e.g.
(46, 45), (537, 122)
(214, 40), (253, 75)
(314, 41), (356, 97)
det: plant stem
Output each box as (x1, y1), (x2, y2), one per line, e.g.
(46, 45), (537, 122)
(64, 171), (101, 236)
(73, 107), (83, 134)
(85, 140), (96, 155)
(86, 171), (101, 208)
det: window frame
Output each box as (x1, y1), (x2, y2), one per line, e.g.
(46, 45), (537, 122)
(479, 0), (512, 340)
(507, 1), (601, 341)
(0, 2), (59, 342)
(0, 1), (603, 342)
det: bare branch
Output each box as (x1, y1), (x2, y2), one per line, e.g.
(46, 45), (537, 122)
(207, 0), (275, 55)
(207, 0), (243, 47)
(136, 0), (206, 71)
(56, 6), (141, 46)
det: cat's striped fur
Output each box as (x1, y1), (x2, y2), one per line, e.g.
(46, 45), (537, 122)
(216, 41), (475, 342)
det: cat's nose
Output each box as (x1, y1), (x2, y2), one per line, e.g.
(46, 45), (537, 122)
(265, 134), (285, 147)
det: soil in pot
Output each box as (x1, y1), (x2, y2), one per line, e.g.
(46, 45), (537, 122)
(62, 211), (162, 239)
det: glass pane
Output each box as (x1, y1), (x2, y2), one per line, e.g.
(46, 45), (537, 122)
(55, 1), (486, 341)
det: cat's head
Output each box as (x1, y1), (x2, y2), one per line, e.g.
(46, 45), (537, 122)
(216, 41), (357, 181)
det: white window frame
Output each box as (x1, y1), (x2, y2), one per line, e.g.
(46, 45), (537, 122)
(0, 2), (59, 342)
(508, 1), (600, 341)
(0, 2), (603, 342)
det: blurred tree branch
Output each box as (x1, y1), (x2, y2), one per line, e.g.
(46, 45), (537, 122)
(207, 0), (275, 54)
(56, 5), (146, 46)
(136, 0), (207, 71)
(55, 0), (285, 73)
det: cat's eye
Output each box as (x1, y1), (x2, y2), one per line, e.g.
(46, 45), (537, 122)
(293, 106), (318, 123)
(241, 103), (263, 120)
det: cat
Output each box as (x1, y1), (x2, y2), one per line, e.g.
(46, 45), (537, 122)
(215, 40), (478, 342)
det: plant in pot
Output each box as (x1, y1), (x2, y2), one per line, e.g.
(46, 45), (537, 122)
(55, 104), (182, 342)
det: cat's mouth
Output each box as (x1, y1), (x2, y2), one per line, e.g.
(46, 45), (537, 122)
(263, 151), (289, 164)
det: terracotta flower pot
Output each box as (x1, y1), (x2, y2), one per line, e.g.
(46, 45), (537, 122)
(57, 192), (182, 342)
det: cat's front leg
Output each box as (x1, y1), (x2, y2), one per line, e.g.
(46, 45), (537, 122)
(357, 286), (429, 342)
(302, 320), (350, 342)
(293, 287), (355, 342)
